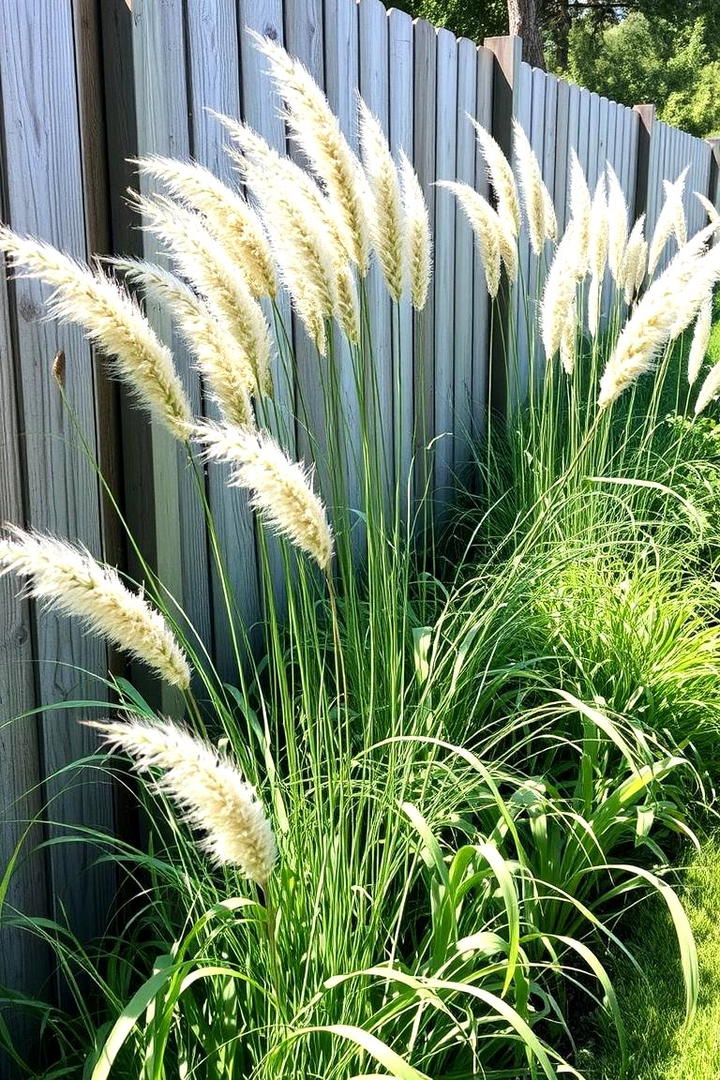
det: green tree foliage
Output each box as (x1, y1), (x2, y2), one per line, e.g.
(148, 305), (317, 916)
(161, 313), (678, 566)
(565, 13), (720, 137)
(389, 0), (507, 43)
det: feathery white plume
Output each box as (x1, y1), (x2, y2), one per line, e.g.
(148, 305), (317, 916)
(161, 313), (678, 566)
(438, 182), (501, 298)
(0, 527), (190, 688)
(254, 34), (371, 273)
(134, 155), (277, 298)
(586, 176), (610, 337)
(599, 223), (718, 408)
(605, 164), (628, 287)
(512, 120), (555, 254)
(358, 98), (404, 302)
(559, 294), (577, 376)
(620, 214), (647, 305)
(688, 292), (713, 387)
(193, 420), (333, 570)
(111, 259), (254, 427)
(222, 116), (358, 347)
(541, 224), (581, 360)
(567, 150), (591, 274)
(398, 149), (432, 311)
(91, 717), (276, 884)
(695, 191), (719, 225)
(648, 167), (689, 275)
(130, 192), (273, 394)
(469, 117), (520, 237)
(0, 228), (192, 438)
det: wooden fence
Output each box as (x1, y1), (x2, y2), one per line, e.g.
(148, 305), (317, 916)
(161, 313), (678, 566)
(1, 0), (720, 1032)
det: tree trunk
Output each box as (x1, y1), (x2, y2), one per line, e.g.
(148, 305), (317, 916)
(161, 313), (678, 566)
(507, 0), (545, 70)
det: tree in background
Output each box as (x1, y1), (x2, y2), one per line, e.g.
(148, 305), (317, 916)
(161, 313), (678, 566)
(566, 13), (720, 137)
(388, 0), (720, 136)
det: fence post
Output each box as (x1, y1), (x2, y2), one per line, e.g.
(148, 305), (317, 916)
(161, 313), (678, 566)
(708, 138), (720, 212)
(633, 103), (655, 220)
(483, 35), (521, 416)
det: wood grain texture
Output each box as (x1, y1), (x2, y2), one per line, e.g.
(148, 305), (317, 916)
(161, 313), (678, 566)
(388, 6), (414, 500)
(131, 0), (213, 671)
(432, 27), (458, 500)
(412, 16), (437, 490)
(470, 46), (493, 442)
(0, 0), (113, 943)
(0, 202), (49, 1070)
(452, 36), (477, 470)
(185, 0), (263, 675)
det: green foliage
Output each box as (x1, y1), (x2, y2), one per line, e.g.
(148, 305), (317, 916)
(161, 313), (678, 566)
(580, 836), (720, 1080)
(564, 13), (720, 137)
(388, 0), (506, 45)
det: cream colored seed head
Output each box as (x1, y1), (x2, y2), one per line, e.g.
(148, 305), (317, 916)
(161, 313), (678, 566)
(469, 116), (520, 236)
(648, 167), (689, 276)
(567, 150), (591, 275)
(193, 420), (334, 570)
(695, 191), (720, 225)
(695, 357), (720, 414)
(589, 175), (609, 282)
(130, 192), (273, 395)
(497, 214), (518, 284)
(112, 258), (254, 427)
(559, 295), (577, 377)
(134, 155), (276, 298)
(0, 227), (192, 439)
(605, 164), (628, 287)
(439, 181), (501, 298)
(541, 224), (581, 359)
(688, 292), (713, 387)
(587, 273), (602, 339)
(398, 149), (432, 310)
(620, 214), (647, 305)
(599, 224), (719, 409)
(0, 527), (190, 688)
(242, 157), (336, 354)
(254, 34), (371, 273)
(90, 717), (276, 884)
(358, 98), (404, 302)
(512, 119), (554, 254)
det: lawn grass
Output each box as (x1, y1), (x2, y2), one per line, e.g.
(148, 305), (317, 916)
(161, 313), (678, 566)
(580, 837), (720, 1080)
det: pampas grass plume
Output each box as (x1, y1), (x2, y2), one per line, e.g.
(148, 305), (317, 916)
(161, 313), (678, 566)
(358, 98), (404, 302)
(470, 117), (520, 237)
(688, 292), (713, 387)
(398, 149), (432, 310)
(90, 717), (276, 884)
(0, 228), (192, 439)
(512, 120), (554, 253)
(567, 150), (591, 273)
(541, 222), (582, 360)
(606, 165), (628, 286)
(599, 224), (718, 408)
(135, 155), (277, 298)
(194, 420), (333, 570)
(621, 214), (647, 305)
(695, 191), (719, 224)
(255, 34), (371, 273)
(130, 192), (273, 394)
(0, 527), (190, 688)
(648, 167), (689, 275)
(438, 182), (501, 298)
(112, 258), (254, 427)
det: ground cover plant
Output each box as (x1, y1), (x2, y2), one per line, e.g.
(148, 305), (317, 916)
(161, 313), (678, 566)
(580, 836), (720, 1080)
(1, 34), (720, 1079)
